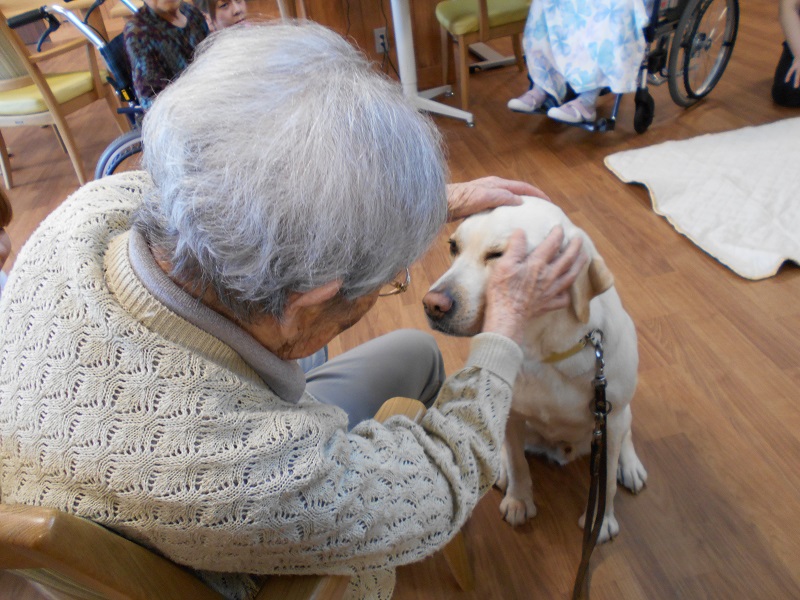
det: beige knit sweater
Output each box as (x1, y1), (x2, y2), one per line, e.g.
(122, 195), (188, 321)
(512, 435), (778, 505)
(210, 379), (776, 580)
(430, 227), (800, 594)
(0, 171), (522, 599)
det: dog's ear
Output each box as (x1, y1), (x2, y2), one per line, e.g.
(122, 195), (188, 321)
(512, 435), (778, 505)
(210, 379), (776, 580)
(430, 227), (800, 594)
(569, 255), (614, 323)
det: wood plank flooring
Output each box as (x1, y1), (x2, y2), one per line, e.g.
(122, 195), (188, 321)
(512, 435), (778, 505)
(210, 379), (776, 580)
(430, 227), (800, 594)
(2, 1), (799, 599)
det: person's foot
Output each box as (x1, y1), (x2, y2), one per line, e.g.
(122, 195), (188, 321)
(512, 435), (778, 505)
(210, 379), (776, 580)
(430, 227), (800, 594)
(547, 97), (597, 124)
(507, 88), (547, 113)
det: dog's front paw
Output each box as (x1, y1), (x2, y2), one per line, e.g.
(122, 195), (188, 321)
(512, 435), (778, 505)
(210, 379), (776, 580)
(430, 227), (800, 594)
(499, 494), (537, 526)
(617, 457), (648, 494)
(578, 512), (620, 543)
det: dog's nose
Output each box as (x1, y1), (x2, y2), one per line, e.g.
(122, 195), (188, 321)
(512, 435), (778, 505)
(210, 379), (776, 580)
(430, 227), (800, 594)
(422, 290), (453, 320)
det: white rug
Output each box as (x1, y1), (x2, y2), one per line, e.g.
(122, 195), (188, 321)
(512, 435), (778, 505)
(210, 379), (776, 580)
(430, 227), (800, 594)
(604, 118), (800, 280)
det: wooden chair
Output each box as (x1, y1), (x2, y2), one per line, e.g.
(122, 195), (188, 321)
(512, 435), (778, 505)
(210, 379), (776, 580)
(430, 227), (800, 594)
(435, 0), (531, 111)
(108, 0), (142, 21)
(0, 502), (350, 599)
(0, 7), (124, 188)
(375, 397), (475, 592)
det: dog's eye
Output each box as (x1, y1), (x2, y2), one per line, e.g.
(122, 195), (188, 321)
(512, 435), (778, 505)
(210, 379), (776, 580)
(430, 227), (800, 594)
(485, 251), (503, 262)
(448, 239), (458, 256)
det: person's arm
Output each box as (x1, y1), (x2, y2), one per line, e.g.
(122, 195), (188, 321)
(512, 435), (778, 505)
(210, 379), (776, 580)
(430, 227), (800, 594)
(124, 19), (175, 109)
(125, 22), (165, 108)
(166, 229), (585, 579)
(446, 176), (551, 221)
(780, 0), (800, 87)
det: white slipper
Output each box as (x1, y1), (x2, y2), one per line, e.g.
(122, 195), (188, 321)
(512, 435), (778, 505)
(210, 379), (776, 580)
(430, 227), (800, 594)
(547, 98), (596, 124)
(507, 89), (547, 114)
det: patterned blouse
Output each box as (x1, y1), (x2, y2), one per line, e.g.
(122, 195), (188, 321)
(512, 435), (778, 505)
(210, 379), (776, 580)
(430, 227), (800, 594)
(123, 2), (209, 110)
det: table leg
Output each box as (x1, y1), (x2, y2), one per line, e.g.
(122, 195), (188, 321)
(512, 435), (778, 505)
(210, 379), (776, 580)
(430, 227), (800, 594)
(389, 0), (474, 126)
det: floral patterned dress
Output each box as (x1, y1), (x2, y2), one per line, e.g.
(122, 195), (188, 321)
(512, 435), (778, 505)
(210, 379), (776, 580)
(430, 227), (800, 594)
(523, 0), (651, 101)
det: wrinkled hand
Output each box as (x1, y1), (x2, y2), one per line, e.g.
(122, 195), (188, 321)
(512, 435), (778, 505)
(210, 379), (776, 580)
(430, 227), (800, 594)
(446, 176), (551, 222)
(786, 57), (800, 88)
(482, 227), (586, 345)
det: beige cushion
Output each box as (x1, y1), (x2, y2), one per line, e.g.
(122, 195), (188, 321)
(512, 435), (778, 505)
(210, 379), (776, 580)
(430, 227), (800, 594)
(436, 0), (531, 36)
(0, 71), (98, 115)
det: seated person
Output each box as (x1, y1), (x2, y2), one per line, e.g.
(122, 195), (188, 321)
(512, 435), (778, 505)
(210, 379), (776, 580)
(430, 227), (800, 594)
(0, 22), (585, 600)
(0, 188), (11, 296)
(507, 0), (650, 124)
(124, 0), (209, 110)
(773, 0), (800, 107)
(193, 0), (247, 30)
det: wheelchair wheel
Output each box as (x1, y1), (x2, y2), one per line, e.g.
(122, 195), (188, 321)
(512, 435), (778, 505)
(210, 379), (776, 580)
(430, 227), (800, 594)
(95, 129), (143, 179)
(668, 0), (738, 107)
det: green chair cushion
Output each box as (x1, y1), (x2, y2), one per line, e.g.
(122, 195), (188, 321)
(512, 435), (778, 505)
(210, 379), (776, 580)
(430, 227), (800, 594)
(0, 71), (98, 116)
(436, 0), (531, 36)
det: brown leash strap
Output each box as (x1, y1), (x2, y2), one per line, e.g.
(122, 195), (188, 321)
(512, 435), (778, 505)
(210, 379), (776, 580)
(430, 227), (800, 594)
(572, 330), (612, 600)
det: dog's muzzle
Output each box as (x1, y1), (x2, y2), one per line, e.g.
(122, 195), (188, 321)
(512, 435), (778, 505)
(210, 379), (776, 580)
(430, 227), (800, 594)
(422, 290), (455, 333)
(422, 288), (478, 337)
(422, 289), (453, 322)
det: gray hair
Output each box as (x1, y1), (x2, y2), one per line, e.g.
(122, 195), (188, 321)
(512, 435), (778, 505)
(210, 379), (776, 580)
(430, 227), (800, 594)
(135, 21), (447, 321)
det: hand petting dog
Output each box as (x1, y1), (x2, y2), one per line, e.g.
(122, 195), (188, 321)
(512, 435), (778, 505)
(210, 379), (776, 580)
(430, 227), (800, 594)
(483, 228), (586, 345)
(446, 176), (551, 221)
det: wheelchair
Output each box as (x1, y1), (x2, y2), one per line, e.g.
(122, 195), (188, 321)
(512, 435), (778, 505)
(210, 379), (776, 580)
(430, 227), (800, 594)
(8, 0), (143, 178)
(522, 0), (739, 133)
(89, 0), (145, 178)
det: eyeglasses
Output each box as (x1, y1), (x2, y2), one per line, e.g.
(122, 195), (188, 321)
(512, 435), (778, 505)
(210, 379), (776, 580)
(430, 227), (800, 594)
(378, 267), (411, 297)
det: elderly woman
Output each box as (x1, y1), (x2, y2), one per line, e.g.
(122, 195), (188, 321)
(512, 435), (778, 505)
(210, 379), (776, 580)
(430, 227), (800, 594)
(507, 0), (650, 124)
(124, 0), (209, 109)
(0, 23), (584, 600)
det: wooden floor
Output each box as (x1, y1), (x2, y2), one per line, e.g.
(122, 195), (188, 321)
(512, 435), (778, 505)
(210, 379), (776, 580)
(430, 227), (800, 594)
(2, 0), (799, 599)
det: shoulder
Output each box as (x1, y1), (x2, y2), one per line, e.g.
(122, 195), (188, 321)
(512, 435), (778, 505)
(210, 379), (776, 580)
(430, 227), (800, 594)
(181, 2), (209, 28)
(0, 171), (152, 320)
(25, 172), (151, 255)
(124, 7), (156, 37)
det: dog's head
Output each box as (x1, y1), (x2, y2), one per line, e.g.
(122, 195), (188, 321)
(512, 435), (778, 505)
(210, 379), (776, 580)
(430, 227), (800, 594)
(422, 196), (614, 337)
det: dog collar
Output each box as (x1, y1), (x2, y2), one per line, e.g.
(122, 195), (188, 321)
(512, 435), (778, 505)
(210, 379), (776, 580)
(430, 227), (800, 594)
(542, 337), (589, 363)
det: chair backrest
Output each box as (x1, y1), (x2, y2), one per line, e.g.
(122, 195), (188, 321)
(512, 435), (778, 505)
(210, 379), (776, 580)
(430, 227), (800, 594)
(0, 503), (225, 600)
(0, 27), (33, 91)
(0, 503), (352, 600)
(0, 8), (97, 105)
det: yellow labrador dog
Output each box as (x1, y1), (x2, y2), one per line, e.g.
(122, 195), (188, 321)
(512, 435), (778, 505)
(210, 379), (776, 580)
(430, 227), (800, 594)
(423, 197), (647, 542)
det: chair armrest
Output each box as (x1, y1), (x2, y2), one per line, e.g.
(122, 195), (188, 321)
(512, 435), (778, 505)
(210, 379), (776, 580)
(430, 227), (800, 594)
(374, 397), (427, 424)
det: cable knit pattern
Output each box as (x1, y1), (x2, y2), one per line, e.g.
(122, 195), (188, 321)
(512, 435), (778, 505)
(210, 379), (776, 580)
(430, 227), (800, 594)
(0, 171), (522, 599)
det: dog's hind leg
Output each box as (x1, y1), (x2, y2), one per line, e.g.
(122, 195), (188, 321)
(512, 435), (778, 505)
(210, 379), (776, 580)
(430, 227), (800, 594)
(579, 405), (632, 543)
(498, 416), (537, 526)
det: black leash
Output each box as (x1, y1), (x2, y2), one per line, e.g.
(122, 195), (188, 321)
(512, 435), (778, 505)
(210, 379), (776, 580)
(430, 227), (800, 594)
(572, 329), (612, 600)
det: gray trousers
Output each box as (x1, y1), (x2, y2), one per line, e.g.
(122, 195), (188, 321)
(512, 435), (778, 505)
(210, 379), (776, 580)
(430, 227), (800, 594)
(304, 329), (445, 429)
